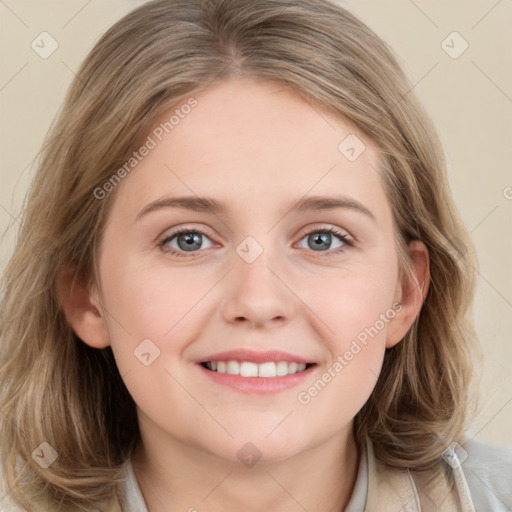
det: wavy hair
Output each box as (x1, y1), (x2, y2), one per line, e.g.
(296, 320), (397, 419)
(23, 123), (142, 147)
(0, 0), (480, 509)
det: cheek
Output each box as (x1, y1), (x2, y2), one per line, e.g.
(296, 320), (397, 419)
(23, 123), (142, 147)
(97, 261), (214, 423)
(295, 276), (393, 427)
(96, 255), (195, 378)
(295, 263), (398, 406)
(300, 264), (399, 349)
(100, 254), (216, 337)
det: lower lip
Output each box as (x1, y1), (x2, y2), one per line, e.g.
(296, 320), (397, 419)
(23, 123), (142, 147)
(197, 364), (316, 394)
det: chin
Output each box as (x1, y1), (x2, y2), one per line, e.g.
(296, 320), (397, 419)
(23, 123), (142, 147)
(207, 431), (309, 467)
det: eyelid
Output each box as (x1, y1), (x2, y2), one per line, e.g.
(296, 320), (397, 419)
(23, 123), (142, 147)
(295, 223), (353, 241)
(157, 223), (217, 243)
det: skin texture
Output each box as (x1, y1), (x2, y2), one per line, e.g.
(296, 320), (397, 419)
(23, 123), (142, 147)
(62, 78), (429, 512)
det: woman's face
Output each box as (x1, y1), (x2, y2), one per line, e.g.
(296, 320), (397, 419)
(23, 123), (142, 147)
(90, 78), (423, 464)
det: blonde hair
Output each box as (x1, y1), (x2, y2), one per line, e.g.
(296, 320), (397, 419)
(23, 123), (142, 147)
(0, 0), (480, 509)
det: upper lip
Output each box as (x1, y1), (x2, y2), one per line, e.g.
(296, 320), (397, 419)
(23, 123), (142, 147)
(198, 349), (314, 365)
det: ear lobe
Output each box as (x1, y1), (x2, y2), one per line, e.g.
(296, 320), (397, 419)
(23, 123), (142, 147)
(385, 240), (430, 349)
(57, 268), (110, 349)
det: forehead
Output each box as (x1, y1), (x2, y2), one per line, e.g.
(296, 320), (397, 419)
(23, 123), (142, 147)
(110, 77), (391, 224)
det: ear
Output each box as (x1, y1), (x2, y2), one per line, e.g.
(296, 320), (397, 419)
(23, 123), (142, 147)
(57, 268), (110, 349)
(385, 240), (430, 349)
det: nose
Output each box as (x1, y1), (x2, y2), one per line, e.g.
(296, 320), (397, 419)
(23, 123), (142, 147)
(221, 254), (296, 329)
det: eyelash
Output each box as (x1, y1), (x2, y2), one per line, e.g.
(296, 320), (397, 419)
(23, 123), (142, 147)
(157, 225), (353, 258)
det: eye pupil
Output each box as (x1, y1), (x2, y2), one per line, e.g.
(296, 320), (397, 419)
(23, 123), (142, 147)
(308, 232), (331, 251)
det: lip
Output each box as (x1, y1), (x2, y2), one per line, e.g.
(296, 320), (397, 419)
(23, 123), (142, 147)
(197, 349), (313, 365)
(197, 362), (317, 394)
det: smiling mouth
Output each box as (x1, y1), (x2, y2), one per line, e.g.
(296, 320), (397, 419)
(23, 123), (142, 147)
(200, 361), (316, 378)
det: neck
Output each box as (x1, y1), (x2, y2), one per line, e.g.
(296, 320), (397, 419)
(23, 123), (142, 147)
(131, 423), (360, 512)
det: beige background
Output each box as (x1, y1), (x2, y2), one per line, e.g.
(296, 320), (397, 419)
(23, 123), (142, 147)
(1, 1), (511, 447)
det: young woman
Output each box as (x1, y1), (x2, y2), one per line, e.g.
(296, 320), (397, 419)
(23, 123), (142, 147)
(1, 0), (510, 510)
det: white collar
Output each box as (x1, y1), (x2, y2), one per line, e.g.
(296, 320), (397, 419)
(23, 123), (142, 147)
(120, 445), (368, 512)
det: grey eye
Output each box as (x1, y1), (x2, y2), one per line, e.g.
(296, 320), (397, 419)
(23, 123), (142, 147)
(165, 231), (214, 252)
(297, 231), (345, 251)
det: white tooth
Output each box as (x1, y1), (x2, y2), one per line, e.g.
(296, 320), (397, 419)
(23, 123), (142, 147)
(211, 361), (217, 371)
(217, 361), (227, 374)
(297, 363), (306, 372)
(287, 362), (298, 374)
(258, 362), (277, 378)
(240, 361), (258, 377)
(276, 361), (289, 376)
(226, 360), (240, 375)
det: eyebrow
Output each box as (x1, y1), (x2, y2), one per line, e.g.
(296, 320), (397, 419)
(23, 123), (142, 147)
(135, 194), (375, 222)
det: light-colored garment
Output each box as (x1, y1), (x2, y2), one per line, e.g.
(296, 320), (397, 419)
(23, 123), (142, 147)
(119, 438), (512, 512)
(120, 443), (369, 512)
(119, 452), (368, 512)
(2, 438), (511, 511)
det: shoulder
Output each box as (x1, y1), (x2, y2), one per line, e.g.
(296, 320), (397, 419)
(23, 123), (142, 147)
(118, 460), (148, 512)
(0, 468), (116, 512)
(0, 467), (22, 512)
(460, 437), (512, 510)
